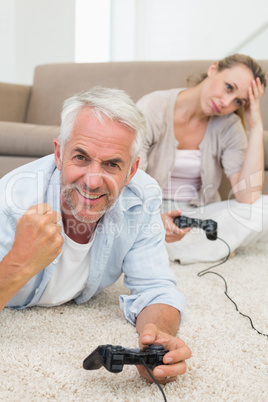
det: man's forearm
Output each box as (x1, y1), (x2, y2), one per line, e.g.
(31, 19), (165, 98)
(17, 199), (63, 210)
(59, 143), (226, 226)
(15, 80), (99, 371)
(136, 304), (180, 340)
(0, 253), (34, 311)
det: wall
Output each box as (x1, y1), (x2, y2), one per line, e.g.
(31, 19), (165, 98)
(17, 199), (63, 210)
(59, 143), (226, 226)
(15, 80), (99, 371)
(0, 0), (75, 85)
(110, 0), (268, 61)
(75, 0), (111, 62)
(0, 0), (16, 83)
(0, 0), (267, 85)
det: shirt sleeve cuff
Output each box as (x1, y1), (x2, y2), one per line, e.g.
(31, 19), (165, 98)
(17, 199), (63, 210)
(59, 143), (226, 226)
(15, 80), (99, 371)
(119, 288), (186, 326)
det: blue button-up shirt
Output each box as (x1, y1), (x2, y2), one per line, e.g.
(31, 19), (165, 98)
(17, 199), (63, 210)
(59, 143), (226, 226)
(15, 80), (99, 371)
(0, 155), (186, 324)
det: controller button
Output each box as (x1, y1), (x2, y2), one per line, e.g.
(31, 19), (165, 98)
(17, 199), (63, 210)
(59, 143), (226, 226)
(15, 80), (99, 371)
(111, 364), (123, 371)
(113, 354), (124, 361)
(148, 344), (164, 350)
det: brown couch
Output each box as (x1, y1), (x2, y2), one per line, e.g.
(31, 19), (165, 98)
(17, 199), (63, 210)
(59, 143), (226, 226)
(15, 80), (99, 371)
(0, 60), (268, 198)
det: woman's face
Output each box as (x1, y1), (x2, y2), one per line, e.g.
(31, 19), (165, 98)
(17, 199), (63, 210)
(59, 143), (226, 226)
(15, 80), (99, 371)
(200, 63), (254, 116)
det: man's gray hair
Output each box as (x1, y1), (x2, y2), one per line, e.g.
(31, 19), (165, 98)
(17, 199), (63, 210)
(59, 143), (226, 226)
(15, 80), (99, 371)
(58, 86), (147, 160)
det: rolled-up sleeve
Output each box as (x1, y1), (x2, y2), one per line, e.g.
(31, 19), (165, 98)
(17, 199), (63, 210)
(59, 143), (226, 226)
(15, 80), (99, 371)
(220, 116), (248, 178)
(119, 191), (186, 325)
(119, 287), (186, 326)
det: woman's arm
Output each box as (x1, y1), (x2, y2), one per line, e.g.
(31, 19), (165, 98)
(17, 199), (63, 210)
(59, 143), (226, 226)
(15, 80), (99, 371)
(229, 78), (265, 204)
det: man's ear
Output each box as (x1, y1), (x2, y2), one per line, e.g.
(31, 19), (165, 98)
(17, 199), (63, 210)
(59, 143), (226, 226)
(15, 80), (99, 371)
(54, 139), (62, 171)
(125, 157), (140, 185)
(207, 62), (219, 77)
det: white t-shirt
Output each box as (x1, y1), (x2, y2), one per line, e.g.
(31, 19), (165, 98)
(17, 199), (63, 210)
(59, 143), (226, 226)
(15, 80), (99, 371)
(37, 234), (95, 306)
(162, 149), (201, 201)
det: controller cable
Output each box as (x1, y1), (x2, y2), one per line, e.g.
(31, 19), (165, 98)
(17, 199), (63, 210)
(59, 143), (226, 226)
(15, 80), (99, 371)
(197, 236), (268, 338)
(141, 359), (167, 402)
(138, 237), (267, 402)
(137, 237), (267, 402)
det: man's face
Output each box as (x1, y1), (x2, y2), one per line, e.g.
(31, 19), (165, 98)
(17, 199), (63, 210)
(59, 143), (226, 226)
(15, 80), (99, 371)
(54, 108), (139, 226)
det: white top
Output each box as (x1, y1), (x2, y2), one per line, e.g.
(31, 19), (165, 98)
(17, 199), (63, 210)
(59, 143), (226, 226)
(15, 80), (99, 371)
(162, 149), (201, 201)
(137, 88), (247, 206)
(36, 234), (95, 306)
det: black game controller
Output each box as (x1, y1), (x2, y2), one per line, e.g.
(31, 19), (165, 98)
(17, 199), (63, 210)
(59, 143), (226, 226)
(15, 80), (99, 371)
(174, 215), (218, 241)
(83, 344), (168, 373)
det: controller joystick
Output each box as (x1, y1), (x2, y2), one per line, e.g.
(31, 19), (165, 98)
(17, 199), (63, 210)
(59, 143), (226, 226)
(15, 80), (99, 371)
(174, 215), (218, 241)
(83, 344), (168, 373)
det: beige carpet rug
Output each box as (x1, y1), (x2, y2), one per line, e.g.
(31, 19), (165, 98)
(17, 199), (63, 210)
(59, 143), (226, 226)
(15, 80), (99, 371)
(1, 236), (267, 402)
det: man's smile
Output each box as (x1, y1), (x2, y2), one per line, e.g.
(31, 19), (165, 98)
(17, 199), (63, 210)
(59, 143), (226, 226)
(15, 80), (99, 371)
(76, 187), (105, 202)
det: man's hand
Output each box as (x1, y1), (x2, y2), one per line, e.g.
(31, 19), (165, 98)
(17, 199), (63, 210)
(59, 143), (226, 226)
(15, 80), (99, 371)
(161, 210), (191, 243)
(137, 323), (191, 384)
(0, 203), (63, 310)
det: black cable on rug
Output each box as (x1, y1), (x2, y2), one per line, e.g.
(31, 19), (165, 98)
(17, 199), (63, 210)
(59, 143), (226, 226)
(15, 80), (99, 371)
(197, 237), (268, 338)
(142, 360), (167, 402)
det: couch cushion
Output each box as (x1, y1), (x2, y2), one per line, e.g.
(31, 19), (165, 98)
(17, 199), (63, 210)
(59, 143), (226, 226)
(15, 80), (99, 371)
(25, 60), (268, 128)
(25, 61), (213, 125)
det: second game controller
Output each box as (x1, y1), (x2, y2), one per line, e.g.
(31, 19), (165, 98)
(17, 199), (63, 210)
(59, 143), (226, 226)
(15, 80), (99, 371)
(174, 215), (218, 241)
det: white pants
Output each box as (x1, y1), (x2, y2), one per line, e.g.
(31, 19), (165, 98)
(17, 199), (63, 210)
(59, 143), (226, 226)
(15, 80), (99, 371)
(162, 196), (268, 264)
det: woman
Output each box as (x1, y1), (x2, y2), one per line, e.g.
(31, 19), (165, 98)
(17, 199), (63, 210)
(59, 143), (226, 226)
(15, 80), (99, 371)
(137, 54), (268, 264)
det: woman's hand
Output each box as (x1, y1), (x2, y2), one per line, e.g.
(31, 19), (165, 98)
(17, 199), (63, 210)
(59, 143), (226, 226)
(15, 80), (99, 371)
(244, 77), (264, 131)
(161, 210), (191, 243)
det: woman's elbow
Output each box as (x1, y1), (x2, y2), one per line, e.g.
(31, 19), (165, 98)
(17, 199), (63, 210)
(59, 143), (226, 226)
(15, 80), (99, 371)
(234, 190), (262, 204)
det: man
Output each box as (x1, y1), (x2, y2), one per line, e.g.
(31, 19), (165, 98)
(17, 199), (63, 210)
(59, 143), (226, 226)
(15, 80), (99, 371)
(0, 87), (191, 383)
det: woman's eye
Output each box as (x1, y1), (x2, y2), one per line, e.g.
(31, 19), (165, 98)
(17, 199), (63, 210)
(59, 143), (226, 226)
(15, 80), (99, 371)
(226, 83), (233, 91)
(235, 99), (242, 107)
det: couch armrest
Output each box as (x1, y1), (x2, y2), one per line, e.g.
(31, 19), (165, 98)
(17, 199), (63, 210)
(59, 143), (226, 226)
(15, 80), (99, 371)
(0, 122), (59, 157)
(0, 82), (32, 123)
